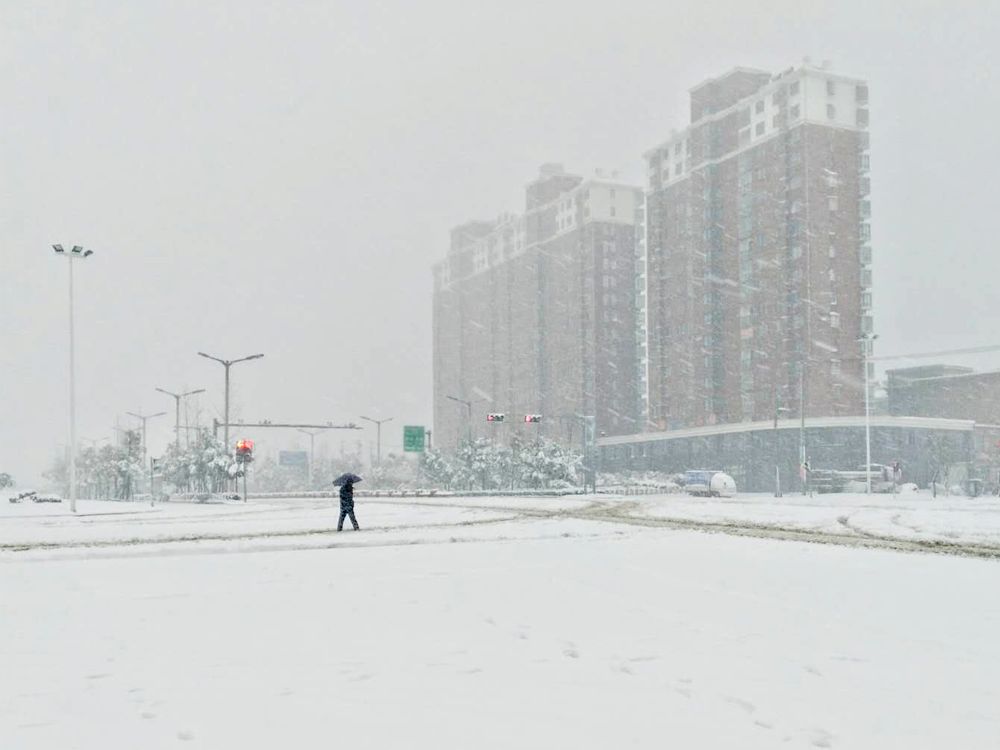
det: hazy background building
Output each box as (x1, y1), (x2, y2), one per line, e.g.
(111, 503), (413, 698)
(642, 63), (872, 431)
(433, 165), (641, 449)
(887, 365), (1000, 425)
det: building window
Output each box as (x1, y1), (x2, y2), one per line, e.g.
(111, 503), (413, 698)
(860, 223), (871, 242)
(827, 80), (836, 96)
(790, 104), (800, 120)
(790, 81), (800, 96)
(610, 189), (616, 199)
(772, 114), (782, 129)
(857, 109), (869, 127)
(831, 359), (842, 376)
(856, 85), (869, 104)
(829, 245), (837, 258)
(755, 100), (764, 114)
(828, 195), (839, 211)
(827, 104), (836, 120)
(755, 122), (765, 136)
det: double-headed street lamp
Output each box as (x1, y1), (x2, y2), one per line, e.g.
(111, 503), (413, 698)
(197, 352), (264, 453)
(52, 244), (94, 513)
(360, 415), (393, 466)
(155, 387), (206, 451)
(126, 410), (167, 469)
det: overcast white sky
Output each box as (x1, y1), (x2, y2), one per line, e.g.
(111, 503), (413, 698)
(2, 0), (999, 482)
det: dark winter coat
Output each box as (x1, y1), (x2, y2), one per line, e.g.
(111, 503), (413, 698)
(339, 482), (354, 510)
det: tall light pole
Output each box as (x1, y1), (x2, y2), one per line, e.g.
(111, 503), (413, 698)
(126, 411), (167, 470)
(52, 244), (94, 513)
(360, 416), (393, 466)
(446, 395), (472, 444)
(197, 352), (264, 453)
(155, 387), (206, 451)
(859, 333), (879, 494)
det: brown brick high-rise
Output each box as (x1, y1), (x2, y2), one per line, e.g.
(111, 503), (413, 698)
(641, 64), (873, 431)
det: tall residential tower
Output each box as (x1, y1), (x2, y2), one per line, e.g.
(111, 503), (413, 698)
(433, 165), (642, 449)
(642, 64), (872, 430)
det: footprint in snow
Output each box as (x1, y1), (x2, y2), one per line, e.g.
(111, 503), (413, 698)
(724, 696), (756, 713)
(810, 728), (835, 748)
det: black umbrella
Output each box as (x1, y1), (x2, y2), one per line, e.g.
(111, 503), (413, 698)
(332, 472), (363, 486)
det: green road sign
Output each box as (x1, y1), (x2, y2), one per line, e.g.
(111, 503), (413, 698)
(403, 425), (426, 452)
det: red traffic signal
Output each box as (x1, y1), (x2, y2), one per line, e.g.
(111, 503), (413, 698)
(486, 413), (505, 422)
(524, 414), (542, 423)
(235, 439), (254, 453)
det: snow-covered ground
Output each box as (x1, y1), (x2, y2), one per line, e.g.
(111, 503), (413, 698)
(2, 493), (999, 748)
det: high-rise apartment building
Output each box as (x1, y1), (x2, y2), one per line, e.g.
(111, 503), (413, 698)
(433, 165), (642, 449)
(641, 64), (873, 430)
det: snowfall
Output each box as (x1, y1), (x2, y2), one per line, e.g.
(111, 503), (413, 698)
(2, 490), (999, 749)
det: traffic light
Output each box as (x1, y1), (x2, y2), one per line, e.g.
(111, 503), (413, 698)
(486, 413), (505, 422)
(524, 414), (542, 423)
(235, 438), (255, 464)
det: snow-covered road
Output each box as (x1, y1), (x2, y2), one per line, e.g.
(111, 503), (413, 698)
(3, 491), (1000, 559)
(2, 493), (999, 748)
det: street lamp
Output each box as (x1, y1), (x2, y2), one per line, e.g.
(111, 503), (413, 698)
(360, 416), (393, 466)
(155, 387), (206, 451)
(446, 395), (473, 444)
(126, 411), (167, 475)
(859, 333), (879, 494)
(51, 244), (94, 513)
(197, 352), (264, 453)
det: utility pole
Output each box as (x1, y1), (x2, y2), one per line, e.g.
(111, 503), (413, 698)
(197, 352), (264, 453)
(773, 381), (790, 498)
(155, 387), (206, 451)
(860, 333), (878, 494)
(51, 244), (94, 513)
(799, 362), (807, 495)
(360, 416), (394, 466)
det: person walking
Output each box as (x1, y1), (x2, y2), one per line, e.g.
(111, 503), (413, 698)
(333, 472), (362, 531)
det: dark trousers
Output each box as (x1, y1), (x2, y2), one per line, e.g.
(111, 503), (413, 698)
(338, 507), (359, 531)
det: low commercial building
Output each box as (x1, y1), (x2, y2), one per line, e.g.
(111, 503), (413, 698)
(598, 415), (988, 492)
